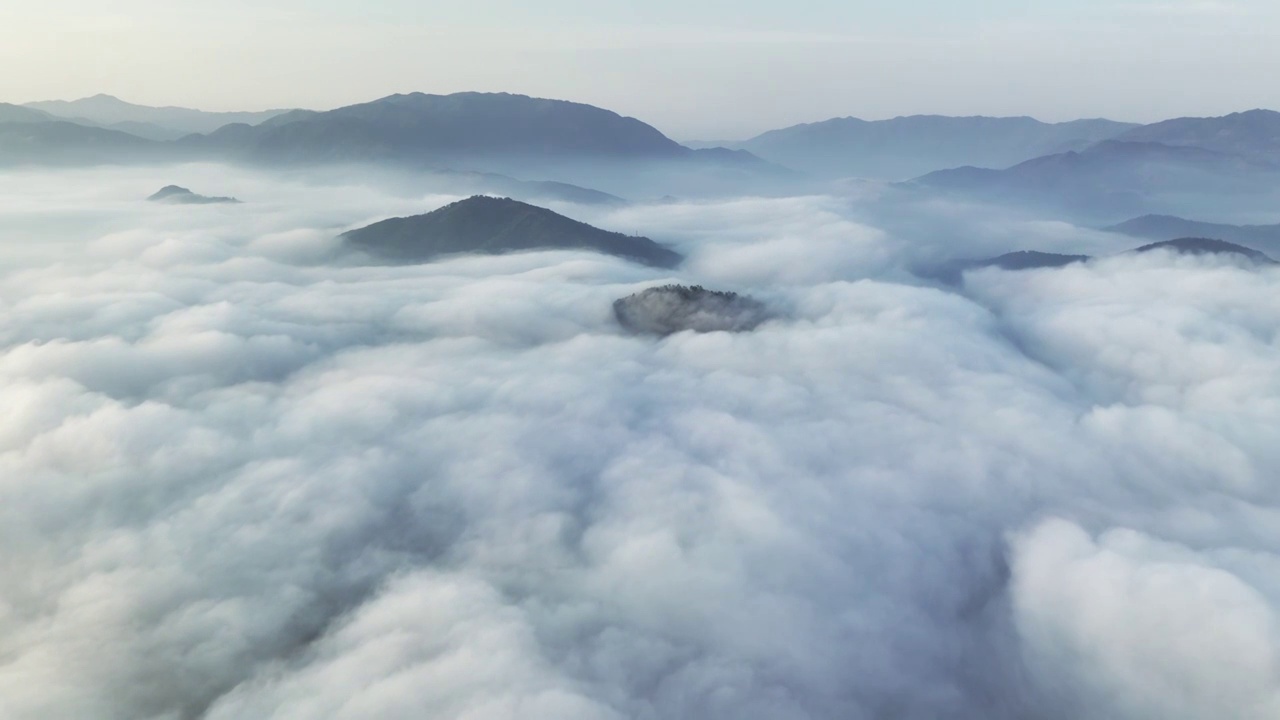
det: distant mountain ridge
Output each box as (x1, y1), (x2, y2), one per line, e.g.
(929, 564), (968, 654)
(7, 93), (1280, 210)
(171, 91), (789, 198)
(1132, 237), (1275, 262)
(1115, 109), (1280, 164)
(702, 114), (1138, 179)
(1105, 214), (1280, 254)
(184, 92), (692, 164)
(25, 94), (290, 139)
(913, 139), (1280, 222)
(0, 120), (163, 165)
(0, 103), (56, 124)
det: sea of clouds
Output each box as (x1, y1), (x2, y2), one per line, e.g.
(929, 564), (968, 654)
(1, 164), (1278, 719)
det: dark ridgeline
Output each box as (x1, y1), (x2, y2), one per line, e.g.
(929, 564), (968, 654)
(613, 285), (771, 335)
(147, 185), (241, 204)
(341, 195), (682, 268)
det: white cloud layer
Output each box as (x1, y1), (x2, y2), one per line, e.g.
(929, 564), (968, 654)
(0, 164), (1278, 718)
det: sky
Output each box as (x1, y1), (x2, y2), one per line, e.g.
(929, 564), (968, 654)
(2, 0), (1279, 139)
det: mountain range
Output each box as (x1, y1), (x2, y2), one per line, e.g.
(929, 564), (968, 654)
(1113, 110), (1280, 164)
(177, 92), (788, 197)
(185, 92), (690, 165)
(912, 139), (1280, 222)
(6, 93), (1280, 215)
(696, 115), (1138, 180)
(24, 94), (291, 140)
(0, 92), (789, 198)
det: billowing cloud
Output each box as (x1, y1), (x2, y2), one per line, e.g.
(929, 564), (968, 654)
(0, 164), (1278, 719)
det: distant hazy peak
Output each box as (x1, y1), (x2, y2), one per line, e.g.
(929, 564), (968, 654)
(25, 96), (293, 137)
(733, 113), (1137, 180)
(0, 102), (55, 123)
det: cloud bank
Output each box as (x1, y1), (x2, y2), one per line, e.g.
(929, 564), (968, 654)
(0, 164), (1278, 719)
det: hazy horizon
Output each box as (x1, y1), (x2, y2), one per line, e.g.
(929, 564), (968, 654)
(4, 0), (1279, 138)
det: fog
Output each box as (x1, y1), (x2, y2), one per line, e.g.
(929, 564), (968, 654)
(2, 164), (1279, 719)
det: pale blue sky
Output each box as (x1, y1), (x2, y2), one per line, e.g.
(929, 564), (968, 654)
(2, 0), (1277, 138)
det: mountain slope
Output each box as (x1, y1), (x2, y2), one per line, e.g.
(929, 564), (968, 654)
(1104, 215), (1280, 254)
(185, 92), (690, 164)
(0, 103), (56, 124)
(724, 115), (1136, 179)
(1115, 109), (1280, 163)
(341, 195), (682, 267)
(0, 122), (164, 165)
(25, 94), (290, 136)
(914, 140), (1280, 221)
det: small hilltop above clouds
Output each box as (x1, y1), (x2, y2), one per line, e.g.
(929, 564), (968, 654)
(147, 185), (240, 204)
(931, 237), (1276, 284)
(613, 285), (771, 335)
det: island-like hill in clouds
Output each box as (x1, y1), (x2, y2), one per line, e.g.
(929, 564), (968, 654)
(341, 195), (683, 268)
(930, 237), (1276, 284)
(24, 94), (291, 140)
(148, 185), (240, 204)
(694, 115), (1138, 180)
